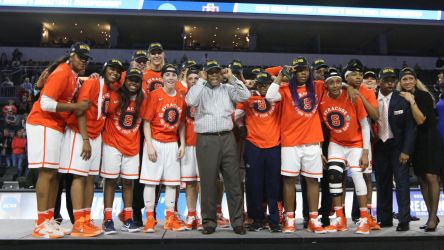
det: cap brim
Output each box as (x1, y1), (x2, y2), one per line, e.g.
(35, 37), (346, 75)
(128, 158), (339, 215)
(315, 64), (328, 70)
(205, 66), (222, 72)
(149, 48), (163, 53)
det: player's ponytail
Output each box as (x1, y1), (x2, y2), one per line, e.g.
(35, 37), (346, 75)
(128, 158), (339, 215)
(46, 55), (70, 75)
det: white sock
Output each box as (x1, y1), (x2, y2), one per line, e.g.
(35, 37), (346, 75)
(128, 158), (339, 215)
(143, 185), (156, 212)
(165, 185), (176, 212)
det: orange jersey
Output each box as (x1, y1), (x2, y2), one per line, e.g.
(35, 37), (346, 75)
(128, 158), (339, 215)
(279, 81), (325, 146)
(319, 90), (368, 148)
(146, 88), (186, 143)
(265, 66), (282, 77)
(102, 90), (149, 156)
(27, 63), (79, 133)
(358, 84), (378, 109)
(66, 78), (112, 139)
(237, 96), (281, 148)
(176, 81), (188, 95)
(185, 105), (197, 146)
(143, 69), (163, 93)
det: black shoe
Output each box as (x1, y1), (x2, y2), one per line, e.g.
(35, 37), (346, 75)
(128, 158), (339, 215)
(233, 226), (246, 235)
(410, 215), (420, 221)
(202, 227), (216, 235)
(321, 216), (330, 227)
(420, 217), (440, 229)
(133, 210), (143, 228)
(248, 222), (264, 232)
(379, 221), (393, 228)
(303, 217), (308, 229)
(425, 218), (440, 232)
(269, 224), (282, 233)
(396, 222), (410, 232)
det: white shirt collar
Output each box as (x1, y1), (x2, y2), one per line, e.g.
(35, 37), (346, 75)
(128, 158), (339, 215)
(378, 90), (393, 102)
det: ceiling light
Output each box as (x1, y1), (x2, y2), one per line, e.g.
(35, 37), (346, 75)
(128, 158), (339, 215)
(75, 23), (77, 26)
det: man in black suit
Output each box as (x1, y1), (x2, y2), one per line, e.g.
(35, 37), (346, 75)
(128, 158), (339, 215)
(373, 67), (416, 231)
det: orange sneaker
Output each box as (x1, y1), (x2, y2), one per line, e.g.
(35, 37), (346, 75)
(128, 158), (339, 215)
(355, 217), (370, 235)
(282, 217), (296, 233)
(118, 210), (125, 223)
(324, 216), (348, 232)
(277, 202), (284, 224)
(85, 219), (103, 233)
(307, 218), (326, 234)
(164, 215), (185, 231)
(217, 213), (230, 228)
(32, 220), (64, 238)
(367, 215), (381, 230)
(175, 212), (186, 228)
(144, 216), (157, 233)
(71, 217), (102, 237)
(184, 216), (197, 230)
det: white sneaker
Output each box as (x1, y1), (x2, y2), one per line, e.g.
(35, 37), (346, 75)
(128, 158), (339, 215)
(32, 220), (64, 238)
(49, 219), (72, 235)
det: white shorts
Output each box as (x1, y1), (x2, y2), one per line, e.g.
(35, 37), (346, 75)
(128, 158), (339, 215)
(281, 143), (323, 178)
(100, 143), (139, 179)
(363, 147), (373, 174)
(180, 146), (200, 182)
(59, 128), (102, 176)
(328, 142), (363, 172)
(26, 124), (63, 169)
(140, 139), (181, 186)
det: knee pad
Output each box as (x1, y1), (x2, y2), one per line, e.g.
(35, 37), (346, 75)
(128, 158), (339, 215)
(351, 171), (368, 196)
(327, 161), (345, 197)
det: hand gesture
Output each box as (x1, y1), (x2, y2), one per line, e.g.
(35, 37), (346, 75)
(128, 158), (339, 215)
(80, 140), (92, 160)
(399, 91), (415, 104)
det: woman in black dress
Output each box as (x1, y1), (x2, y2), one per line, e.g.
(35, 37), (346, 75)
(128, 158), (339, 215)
(398, 67), (444, 232)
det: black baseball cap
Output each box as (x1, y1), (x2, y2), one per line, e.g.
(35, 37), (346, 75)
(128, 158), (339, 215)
(255, 72), (272, 85)
(229, 59), (243, 74)
(132, 50), (148, 61)
(345, 59), (364, 72)
(203, 60), (222, 72)
(312, 58), (328, 70)
(399, 67), (417, 79)
(126, 68), (143, 81)
(324, 67), (342, 83)
(379, 67), (397, 80)
(182, 59), (197, 69)
(363, 71), (376, 79)
(251, 67), (263, 75)
(161, 64), (179, 76)
(103, 59), (124, 73)
(148, 42), (163, 53)
(69, 42), (92, 60)
(292, 57), (309, 67)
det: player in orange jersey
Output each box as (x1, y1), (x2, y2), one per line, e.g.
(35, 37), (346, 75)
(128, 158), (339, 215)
(265, 57), (326, 234)
(59, 59), (124, 237)
(140, 64), (186, 233)
(26, 42), (92, 238)
(143, 42), (165, 93)
(235, 72), (282, 233)
(319, 68), (371, 235)
(100, 68), (149, 235)
(180, 68), (204, 230)
(344, 59), (380, 230)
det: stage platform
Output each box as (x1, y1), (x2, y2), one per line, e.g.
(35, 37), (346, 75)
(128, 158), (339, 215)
(1, 219), (444, 250)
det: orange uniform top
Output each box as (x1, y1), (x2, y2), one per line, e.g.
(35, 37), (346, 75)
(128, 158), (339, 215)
(143, 69), (164, 93)
(236, 96), (281, 148)
(319, 90), (368, 148)
(146, 88), (186, 143)
(176, 81), (188, 95)
(102, 90), (149, 156)
(265, 66), (282, 77)
(279, 81), (325, 146)
(358, 84), (378, 109)
(66, 78), (111, 139)
(185, 105), (197, 146)
(27, 63), (79, 133)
